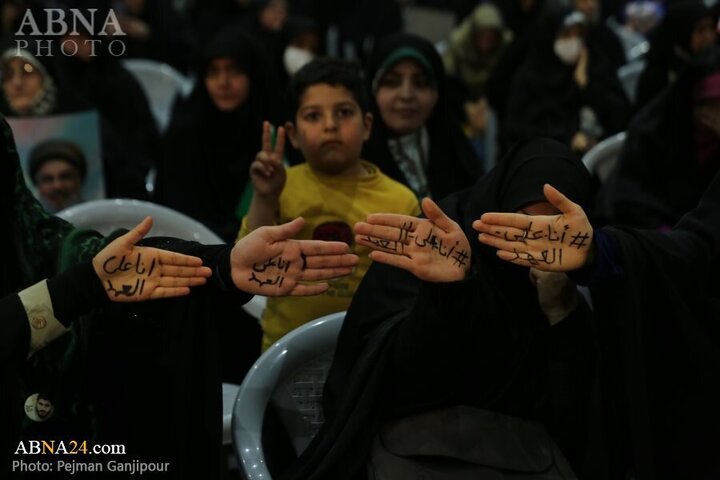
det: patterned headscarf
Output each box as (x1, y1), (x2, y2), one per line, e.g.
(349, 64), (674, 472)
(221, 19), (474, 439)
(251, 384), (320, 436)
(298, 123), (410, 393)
(1, 49), (58, 117)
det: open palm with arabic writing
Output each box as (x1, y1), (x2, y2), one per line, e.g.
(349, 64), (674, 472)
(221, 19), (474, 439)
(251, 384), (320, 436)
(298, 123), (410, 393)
(231, 217), (359, 296)
(472, 184), (594, 271)
(92, 217), (212, 301)
(355, 198), (472, 282)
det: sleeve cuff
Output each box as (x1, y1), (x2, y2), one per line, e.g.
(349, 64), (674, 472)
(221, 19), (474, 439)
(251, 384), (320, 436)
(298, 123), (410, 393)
(47, 261), (108, 326)
(17, 280), (70, 356)
(214, 248), (236, 292)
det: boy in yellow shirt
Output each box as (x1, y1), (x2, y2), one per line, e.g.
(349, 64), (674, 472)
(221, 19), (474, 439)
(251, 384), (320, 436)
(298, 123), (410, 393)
(238, 58), (420, 350)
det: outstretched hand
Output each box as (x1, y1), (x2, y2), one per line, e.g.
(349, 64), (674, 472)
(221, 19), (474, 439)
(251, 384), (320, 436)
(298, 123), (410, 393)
(92, 217), (212, 301)
(473, 184), (594, 272)
(249, 121), (286, 198)
(231, 217), (359, 296)
(354, 197), (471, 282)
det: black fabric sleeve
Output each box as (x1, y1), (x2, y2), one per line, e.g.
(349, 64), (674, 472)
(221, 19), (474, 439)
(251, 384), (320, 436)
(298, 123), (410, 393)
(0, 293), (31, 364)
(47, 261), (108, 327)
(568, 228), (625, 286)
(138, 237), (252, 303)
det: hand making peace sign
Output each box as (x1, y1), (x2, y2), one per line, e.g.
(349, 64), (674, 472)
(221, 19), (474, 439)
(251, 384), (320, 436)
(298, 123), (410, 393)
(249, 121), (287, 198)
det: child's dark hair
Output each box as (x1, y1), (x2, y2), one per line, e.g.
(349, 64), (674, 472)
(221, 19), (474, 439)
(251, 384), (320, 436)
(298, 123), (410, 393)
(288, 57), (369, 118)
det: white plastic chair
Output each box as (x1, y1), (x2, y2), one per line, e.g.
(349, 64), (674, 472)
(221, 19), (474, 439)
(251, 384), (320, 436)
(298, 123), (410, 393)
(582, 131), (627, 183)
(121, 58), (194, 132)
(223, 383), (241, 446)
(232, 311), (346, 480)
(57, 198), (223, 243)
(617, 60), (646, 105)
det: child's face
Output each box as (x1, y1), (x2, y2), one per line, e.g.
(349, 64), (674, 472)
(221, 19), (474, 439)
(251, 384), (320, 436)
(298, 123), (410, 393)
(289, 84), (372, 175)
(205, 58), (250, 112)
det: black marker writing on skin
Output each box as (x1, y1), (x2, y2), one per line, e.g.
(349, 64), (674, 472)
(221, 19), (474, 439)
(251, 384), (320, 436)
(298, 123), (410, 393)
(247, 272), (285, 288)
(103, 253), (155, 298)
(510, 248), (563, 266)
(569, 232), (591, 249)
(398, 221), (415, 243)
(362, 235), (404, 253)
(102, 253), (150, 275)
(105, 279), (146, 298)
(252, 256), (292, 273)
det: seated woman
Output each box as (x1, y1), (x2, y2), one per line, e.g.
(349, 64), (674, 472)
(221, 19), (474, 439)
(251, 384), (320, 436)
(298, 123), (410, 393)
(0, 46), (85, 116)
(597, 46), (720, 230)
(474, 171), (720, 479)
(502, 7), (630, 155)
(442, 3), (513, 169)
(363, 33), (482, 201)
(154, 27), (279, 243)
(284, 137), (596, 479)
(634, 0), (717, 112)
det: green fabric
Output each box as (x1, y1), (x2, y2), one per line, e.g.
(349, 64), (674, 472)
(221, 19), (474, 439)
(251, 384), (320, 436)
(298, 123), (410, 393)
(235, 181), (254, 221)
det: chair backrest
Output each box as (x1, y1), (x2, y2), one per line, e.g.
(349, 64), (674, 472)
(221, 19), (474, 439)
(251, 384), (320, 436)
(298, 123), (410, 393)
(121, 59), (194, 132)
(232, 311), (346, 480)
(403, 5), (455, 44)
(617, 60), (646, 105)
(57, 198), (224, 243)
(223, 383), (241, 446)
(582, 131), (627, 183)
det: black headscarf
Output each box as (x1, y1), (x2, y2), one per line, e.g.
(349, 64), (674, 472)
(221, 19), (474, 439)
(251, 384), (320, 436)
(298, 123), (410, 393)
(635, 0), (716, 111)
(597, 46), (720, 230)
(363, 33), (482, 202)
(284, 137), (593, 480)
(154, 27), (280, 242)
(496, 0), (546, 36)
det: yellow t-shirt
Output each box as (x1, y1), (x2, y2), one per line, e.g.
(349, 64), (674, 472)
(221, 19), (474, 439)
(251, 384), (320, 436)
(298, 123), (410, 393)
(238, 161), (420, 350)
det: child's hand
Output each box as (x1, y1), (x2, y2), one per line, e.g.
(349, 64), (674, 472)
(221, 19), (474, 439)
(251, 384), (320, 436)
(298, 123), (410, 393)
(250, 121), (287, 199)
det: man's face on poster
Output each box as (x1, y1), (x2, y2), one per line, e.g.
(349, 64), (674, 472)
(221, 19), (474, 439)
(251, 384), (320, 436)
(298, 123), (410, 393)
(35, 398), (53, 419)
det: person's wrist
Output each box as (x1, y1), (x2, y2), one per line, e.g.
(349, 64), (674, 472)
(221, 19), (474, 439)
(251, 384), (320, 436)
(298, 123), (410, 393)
(253, 190), (280, 205)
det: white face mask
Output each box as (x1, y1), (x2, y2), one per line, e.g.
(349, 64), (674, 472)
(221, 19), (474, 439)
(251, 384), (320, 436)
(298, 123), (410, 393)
(554, 37), (582, 65)
(283, 46), (314, 76)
